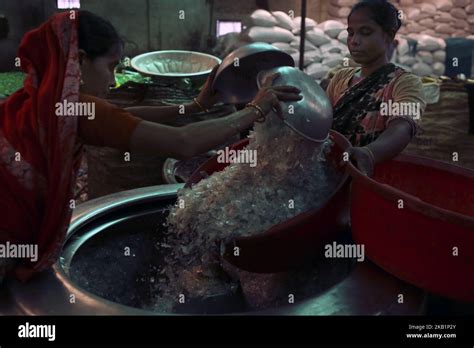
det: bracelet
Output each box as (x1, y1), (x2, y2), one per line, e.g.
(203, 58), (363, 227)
(363, 146), (376, 164)
(245, 102), (266, 123)
(193, 98), (209, 113)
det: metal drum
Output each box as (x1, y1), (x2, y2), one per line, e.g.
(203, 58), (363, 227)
(1, 184), (425, 315)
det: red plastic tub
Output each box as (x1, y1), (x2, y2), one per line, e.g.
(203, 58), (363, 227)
(185, 130), (352, 273)
(348, 155), (474, 302)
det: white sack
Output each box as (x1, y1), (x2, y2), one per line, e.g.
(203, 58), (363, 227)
(247, 26), (295, 43)
(272, 11), (295, 31)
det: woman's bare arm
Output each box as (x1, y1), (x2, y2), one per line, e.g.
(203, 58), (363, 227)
(129, 83), (302, 160)
(366, 73), (425, 163)
(125, 102), (201, 125)
(126, 64), (220, 125)
(366, 118), (413, 163)
(129, 106), (262, 159)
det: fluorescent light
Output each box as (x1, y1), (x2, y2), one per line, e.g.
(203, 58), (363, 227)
(57, 0), (80, 9)
(216, 20), (242, 37)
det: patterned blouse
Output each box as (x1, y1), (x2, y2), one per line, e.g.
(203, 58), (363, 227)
(326, 64), (427, 146)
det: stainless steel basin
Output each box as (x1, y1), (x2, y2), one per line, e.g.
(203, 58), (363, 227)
(2, 184), (426, 315)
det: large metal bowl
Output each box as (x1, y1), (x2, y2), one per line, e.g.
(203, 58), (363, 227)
(257, 66), (333, 143)
(212, 43), (295, 104)
(1, 185), (426, 315)
(131, 50), (221, 79)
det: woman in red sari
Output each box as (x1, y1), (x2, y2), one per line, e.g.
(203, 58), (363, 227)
(0, 10), (301, 281)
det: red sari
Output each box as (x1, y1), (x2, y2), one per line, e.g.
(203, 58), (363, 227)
(0, 11), (81, 281)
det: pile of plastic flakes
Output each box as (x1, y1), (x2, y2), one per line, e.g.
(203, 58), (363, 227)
(152, 111), (342, 311)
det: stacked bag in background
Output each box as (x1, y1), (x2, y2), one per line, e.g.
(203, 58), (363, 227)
(241, 9), (454, 80)
(326, 0), (474, 77)
(327, 0), (474, 39)
(396, 0), (474, 39)
(394, 34), (447, 76)
(326, 0), (358, 24)
(242, 10), (351, 83)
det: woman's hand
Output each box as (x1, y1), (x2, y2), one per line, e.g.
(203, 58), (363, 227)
(344, 119), (415, 177)
(195, 65), (221, 110)
(347, 147), (375, 177)
(250, 73), (302, 119)
(130, 73), (301, 159)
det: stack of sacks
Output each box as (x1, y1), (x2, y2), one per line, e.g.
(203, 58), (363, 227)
(327, 0), (358, 23)
(242, 10), (351, 83)
(396, 0), (474, 39)
(395, 34), (447, 77)
(242, 9), (296, 44)
(469, 3), (474, 35)
(304, 20), (350, 81)
(328, 0), (474, 38)
(242, 9), (452, 80)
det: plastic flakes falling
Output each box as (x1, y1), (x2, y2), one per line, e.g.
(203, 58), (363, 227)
(152, 111), (343, 311)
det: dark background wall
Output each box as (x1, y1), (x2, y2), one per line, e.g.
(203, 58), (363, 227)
(0, 0), (326, 72)
(0, 0), (56, 71)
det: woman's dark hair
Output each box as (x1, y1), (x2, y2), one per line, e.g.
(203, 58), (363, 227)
(348, 0), (402, 36)
(78, 10), (123, 60)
